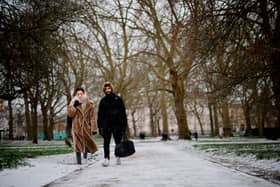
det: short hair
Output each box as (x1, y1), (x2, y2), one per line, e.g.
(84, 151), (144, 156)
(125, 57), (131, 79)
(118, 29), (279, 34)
(75, 87), (85, 94)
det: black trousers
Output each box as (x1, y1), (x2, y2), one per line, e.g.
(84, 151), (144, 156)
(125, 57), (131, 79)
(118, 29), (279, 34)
(103, 130), (123, 159)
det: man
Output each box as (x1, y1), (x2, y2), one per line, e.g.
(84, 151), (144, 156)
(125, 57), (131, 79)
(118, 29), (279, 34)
(68, 87), (98, 165)
(98, 82), (127, 167)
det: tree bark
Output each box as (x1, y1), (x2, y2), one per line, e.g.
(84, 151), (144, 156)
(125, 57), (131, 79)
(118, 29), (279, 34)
(30, 88), (39, 144)
(160, 90), (169, 136)
(208, 102), (214, 136)
(270, 54), (280, 129)
(196, 112), (205, 135)
(170, 69), (191, 139)
(48, 106), (55, 140)
(221, 99), (233, 137)
(31, 106), (38, 144)
(24, 93), (32, 140)
(131, 110), (137, 137)
(149, 104), (157, 137)
(213, 102), (219, 136)
(8, 99), (13, 140)
(41, 106), (49, 140)
(243, 103), (252, 136)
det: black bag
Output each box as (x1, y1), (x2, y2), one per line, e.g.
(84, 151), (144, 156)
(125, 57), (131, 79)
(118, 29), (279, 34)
(115, 135), (135, 157)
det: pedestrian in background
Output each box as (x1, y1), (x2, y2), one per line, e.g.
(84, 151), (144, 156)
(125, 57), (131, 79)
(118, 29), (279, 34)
(97, 82), (127, 167)
(68, 87), (98, 165)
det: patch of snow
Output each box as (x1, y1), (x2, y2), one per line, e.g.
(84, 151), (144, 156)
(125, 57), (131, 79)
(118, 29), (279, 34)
(0, 152), (102, 187)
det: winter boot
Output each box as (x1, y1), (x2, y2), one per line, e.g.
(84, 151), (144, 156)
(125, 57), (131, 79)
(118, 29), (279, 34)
(76, 152), (82, 165)
(83, 152), (88, 159)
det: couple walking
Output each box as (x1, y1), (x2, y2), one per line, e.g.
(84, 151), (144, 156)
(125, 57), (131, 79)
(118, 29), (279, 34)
(67, 82), (127, 167)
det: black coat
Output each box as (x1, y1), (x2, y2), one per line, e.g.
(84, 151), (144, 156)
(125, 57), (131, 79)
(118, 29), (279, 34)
(65, 116), (72, 137)
(97, 93), (127, 132)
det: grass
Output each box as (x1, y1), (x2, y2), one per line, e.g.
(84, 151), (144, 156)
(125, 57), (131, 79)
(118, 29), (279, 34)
(193, 142), (280, 160)
(0, 137), (103, 170)
(0, 144), (72, 170)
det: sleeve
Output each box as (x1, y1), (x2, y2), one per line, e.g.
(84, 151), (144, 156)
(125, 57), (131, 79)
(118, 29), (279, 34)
(91, 105), (97, 132)
(97, 100), (103, 129)
(67, 104), (77, 118)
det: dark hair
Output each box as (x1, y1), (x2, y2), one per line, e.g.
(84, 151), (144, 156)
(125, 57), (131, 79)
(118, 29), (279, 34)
(75, 87), (85, 94)
(103, 81), (113, 93)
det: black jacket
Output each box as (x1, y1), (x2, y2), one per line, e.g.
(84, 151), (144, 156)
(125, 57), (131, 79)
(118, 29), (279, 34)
(97, 93), (127, 132)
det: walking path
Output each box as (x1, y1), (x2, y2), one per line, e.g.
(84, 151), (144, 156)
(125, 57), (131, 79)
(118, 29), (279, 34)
(46, 140), (279, 187)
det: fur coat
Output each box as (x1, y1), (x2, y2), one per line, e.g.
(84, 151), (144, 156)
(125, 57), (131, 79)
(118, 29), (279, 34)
(68, 99), (97, 153)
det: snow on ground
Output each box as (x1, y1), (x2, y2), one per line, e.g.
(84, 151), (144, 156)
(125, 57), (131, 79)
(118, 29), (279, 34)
(187, 138), (280, 184)
(0, 138), (279, 187)
(0, 152), (103, 187)
(46, 139), (278, 187)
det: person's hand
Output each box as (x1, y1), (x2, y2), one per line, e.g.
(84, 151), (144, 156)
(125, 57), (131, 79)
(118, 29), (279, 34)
(73, 100), (80, 107)
(92, 132), (97, 136)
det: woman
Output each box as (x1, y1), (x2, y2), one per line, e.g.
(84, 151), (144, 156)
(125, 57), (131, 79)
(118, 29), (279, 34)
(68, 87), (97, 164)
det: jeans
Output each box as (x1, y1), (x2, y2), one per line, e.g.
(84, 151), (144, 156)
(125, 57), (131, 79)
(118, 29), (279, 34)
(103, 130), (123, 159)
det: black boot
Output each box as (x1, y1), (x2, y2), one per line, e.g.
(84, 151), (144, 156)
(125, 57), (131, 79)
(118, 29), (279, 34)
(83, 152), (88, 159)
(76, 152), (82, 165)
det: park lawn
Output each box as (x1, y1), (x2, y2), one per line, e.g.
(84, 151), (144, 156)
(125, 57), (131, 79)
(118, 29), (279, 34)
(193, 142), (280, 160)
(0, 144), (72, 170)
(0, 137), (103, 170)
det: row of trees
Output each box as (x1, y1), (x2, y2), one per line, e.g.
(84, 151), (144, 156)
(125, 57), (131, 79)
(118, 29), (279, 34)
(0, 0), (84, 142)
(1, 0), (279, 142)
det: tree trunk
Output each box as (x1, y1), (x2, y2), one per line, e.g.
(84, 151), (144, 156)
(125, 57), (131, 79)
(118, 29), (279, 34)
(24, 94), (32, 140)
(170, 69), (191, 139)
(149, 104), (157, 137)
(208, 102), (214, 136)
(271, 62), (280, 129)
(196, 112), (205, 135)
(221, 99), (233, 137)
(156, 116), (161, 136)
(160, 90), (169, 136)
(131, 110), (137, 137)
(192, 103), (205, 135)
(31, 89), (39, 144)
(260, 0), (280, 134)
(213, 102), (219, 136)
(259, 109), (265, 137)
(41, 106), (49, 140)
(8, 99), (13, 140)
(243, 103), (252, 136)
(270, 55), (280, 132)
(48, 107), (55, 140)
(31, 106), (38, 144)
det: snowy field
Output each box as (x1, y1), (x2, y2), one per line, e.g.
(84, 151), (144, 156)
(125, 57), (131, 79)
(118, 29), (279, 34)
(0, 137), (279, 187)
(190, 137), (280, 184)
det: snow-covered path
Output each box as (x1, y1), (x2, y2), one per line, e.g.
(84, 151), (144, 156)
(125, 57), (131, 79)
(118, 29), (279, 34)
(46, 140), (279, 187)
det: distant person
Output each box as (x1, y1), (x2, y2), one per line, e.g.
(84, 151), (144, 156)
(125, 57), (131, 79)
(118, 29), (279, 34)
(68, 87), (98, 165)
(97, 82), (127, 167)
(193, 132), (198, 141)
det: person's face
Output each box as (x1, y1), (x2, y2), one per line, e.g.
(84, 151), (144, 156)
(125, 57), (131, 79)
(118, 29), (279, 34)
(76, 90), (84, 100)
(104, 86), (112, 94)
